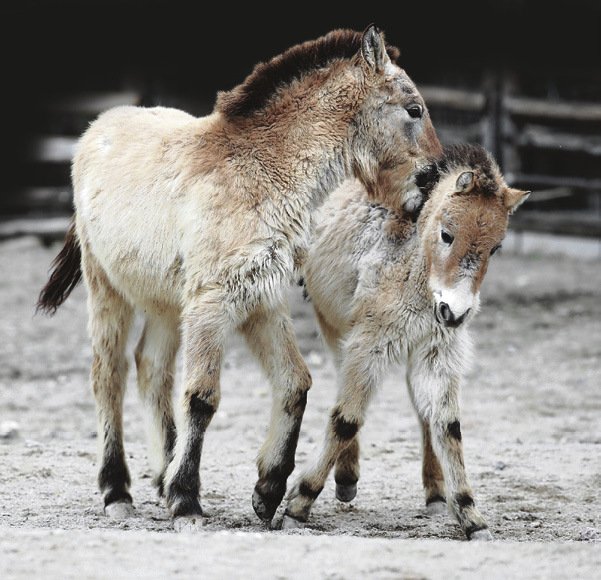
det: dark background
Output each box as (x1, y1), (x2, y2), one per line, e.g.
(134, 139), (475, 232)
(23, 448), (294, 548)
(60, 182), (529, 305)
(2, 0), (601, 231)
(4, 0), (600, 98)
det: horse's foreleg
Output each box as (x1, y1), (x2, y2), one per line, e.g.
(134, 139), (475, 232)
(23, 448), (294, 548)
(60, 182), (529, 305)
(164, 295), (229, 524)
(84, 252), (134, 518)
(135, 315), (180, 497)
(284, 326), (386, 527)
(407, 358), (491, 541)
(240, 304), (312, 525)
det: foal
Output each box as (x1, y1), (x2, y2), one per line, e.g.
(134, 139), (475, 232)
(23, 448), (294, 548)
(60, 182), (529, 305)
(284, 144), (530, 539)
(37, 26), (441, 527)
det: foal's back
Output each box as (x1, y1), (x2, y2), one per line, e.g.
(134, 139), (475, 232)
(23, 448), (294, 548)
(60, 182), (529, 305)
(305, 179), (418, 345)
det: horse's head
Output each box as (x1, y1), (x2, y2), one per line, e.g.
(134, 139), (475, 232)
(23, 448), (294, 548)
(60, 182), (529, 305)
(417, 144), (530, 328)
(350, 26), (442, 198)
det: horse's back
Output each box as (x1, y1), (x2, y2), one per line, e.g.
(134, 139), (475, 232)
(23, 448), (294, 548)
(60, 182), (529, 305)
(73, 105), (197, 190)
(72, 106), (204, 312)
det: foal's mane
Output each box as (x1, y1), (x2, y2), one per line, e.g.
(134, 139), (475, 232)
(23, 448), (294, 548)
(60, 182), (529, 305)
(215, 29), (400, 118)
(416, 144), (501, 198)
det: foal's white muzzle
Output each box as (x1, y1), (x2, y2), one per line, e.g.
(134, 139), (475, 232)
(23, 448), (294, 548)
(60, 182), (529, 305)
(431, 277), (478, 328)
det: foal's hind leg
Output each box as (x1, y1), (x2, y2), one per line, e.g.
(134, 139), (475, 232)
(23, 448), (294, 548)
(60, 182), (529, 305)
(334, 437), (360, 502)
(135, 315), (180, 497)
(420, 419), (447, 515)
(314, 306), (361, 502)
(83, 251), (134, 518)
(284, 325), (386, 527)
(240, 303), (312, 524)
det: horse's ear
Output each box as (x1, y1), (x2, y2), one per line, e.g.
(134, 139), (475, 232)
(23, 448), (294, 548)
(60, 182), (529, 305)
(361, 24), (389, 72)
(455, 171), (475, 193)
(504, 188), (531, 214)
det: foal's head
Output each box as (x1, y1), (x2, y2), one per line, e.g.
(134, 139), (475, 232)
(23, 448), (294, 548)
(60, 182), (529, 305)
(417, 144), (530, 328)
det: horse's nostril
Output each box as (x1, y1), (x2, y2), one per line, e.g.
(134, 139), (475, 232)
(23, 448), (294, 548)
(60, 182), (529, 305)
(439, 302), (452, 322)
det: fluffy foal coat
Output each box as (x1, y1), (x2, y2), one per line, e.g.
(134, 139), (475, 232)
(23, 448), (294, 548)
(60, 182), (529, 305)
(284, 144), (529, 539)
(37, 26), (441, 526)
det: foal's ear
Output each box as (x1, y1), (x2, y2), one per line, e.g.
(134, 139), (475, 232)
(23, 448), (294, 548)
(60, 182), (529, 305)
(455, 171), (475, 193)
(504, 188), (531, 214)
(361, 24), (389, 72)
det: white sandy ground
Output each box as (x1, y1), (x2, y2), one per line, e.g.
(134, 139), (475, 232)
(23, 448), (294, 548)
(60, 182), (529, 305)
(0, 236), (600, 579)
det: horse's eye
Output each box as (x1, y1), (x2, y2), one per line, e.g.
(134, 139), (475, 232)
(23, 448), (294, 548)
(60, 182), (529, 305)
(441, 230), (454, 245)
(491, 244), (502, 256)
(406, 104), (423, 119)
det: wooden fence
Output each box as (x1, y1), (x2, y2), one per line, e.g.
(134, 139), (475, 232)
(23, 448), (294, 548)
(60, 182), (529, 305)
(2, 80), (601, 242)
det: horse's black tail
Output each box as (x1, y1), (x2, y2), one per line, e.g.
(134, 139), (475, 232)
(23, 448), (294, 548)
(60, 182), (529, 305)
(36, 218), (83, 315)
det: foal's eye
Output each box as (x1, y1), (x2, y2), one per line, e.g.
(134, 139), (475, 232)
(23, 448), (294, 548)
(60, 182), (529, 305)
(441, 230), (454, 245)
(406, 104), (423, 119)
(491, 244), (502, 256)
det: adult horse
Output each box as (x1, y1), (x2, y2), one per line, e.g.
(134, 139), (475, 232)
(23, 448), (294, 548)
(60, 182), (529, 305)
(37, 26), (441, 528)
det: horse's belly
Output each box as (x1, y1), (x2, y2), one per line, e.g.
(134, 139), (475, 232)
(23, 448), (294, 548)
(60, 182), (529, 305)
(79, 203), (184, 314)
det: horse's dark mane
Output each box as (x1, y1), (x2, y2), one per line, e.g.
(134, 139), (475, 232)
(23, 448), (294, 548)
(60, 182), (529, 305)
(416, 144), (500, 198)
(215, 29), (400, 118)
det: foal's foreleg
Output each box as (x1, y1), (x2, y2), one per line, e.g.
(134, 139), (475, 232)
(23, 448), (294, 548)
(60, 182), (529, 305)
(84, 253), (134, 517)
(135, 315), (180, 497)
(407, 359), (491, 540)
(164, 294), (230, 520)
(284, 328), (386, 527)
(240, 304), (312, 524)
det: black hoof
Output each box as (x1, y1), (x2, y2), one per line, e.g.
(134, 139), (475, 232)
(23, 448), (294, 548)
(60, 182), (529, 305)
(252, 477), (287, 523)
(252, 488), (280, 523)
(103, 487), (132, 507)
(169, 494), (203, 518)
(335, 482), (357, 503)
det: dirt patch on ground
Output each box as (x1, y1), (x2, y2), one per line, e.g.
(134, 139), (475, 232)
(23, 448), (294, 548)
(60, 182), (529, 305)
(1, 237), (599, 577)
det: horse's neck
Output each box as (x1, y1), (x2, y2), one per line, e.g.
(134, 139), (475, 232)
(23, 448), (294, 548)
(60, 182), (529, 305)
(239, 69), (362, 208)
(244, 120), (351, 208)
(304, 143), (351, 209)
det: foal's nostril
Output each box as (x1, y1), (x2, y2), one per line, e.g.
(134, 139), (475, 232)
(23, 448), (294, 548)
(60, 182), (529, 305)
(439, 302), (452, 322)
(453, 308), (471, 327)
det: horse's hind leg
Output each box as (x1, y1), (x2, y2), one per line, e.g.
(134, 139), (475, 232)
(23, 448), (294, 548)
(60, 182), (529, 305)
(240, 303), (312, 524)
(83, 249), (134, 518)
(135, 315), (180, 497)
(420, 419), (447, 515)
(163, 291), (230, 524)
